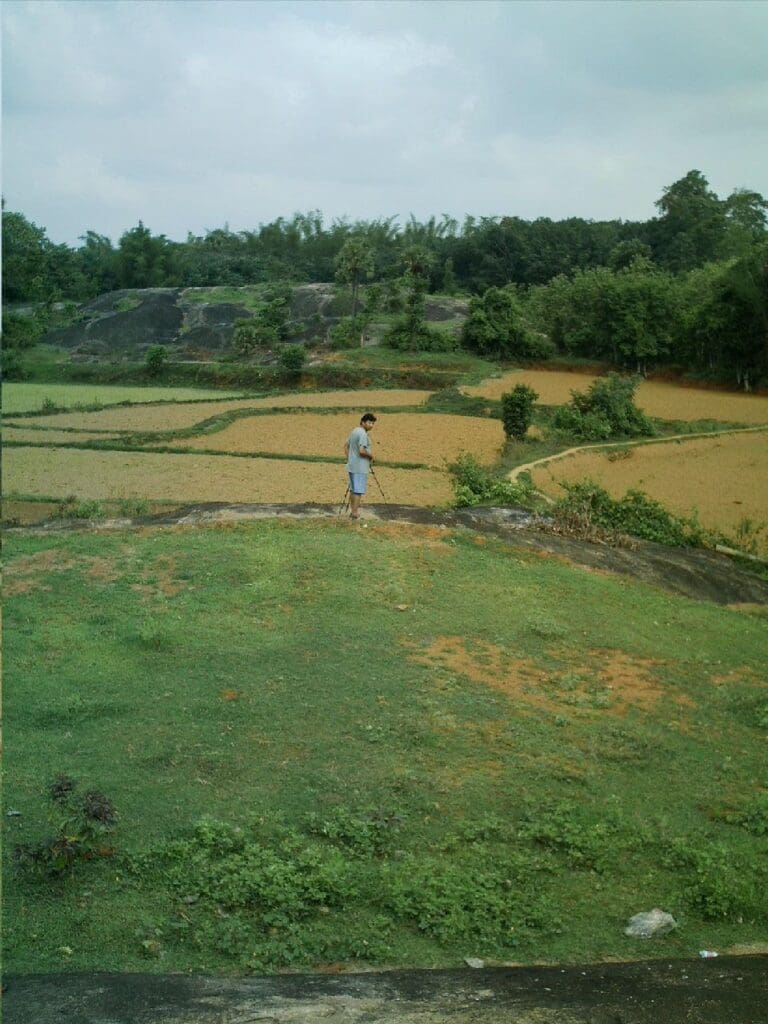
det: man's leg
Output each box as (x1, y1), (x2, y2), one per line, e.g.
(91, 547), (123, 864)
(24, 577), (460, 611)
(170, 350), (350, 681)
(350, 492), (361, 518)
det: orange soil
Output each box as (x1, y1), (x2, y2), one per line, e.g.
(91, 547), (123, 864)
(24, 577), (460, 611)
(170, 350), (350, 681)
(3, 545), (188, 600)
(402, 635), (689, 719)
(4, 446), (453, 506)
(7, 389), (434, 433)
(530, 431), (768, 547)
(175, 412), (504, 467)
(465, 370), (768, 424)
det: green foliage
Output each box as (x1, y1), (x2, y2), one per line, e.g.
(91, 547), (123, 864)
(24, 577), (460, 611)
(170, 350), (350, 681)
(553, 373), (654, 440)
(278, 345), (307, 373)
(233, 317), (278, 353)
(335, 237), (375, 318)
(153, 818), (357, 921)
(708, 793), (768, 837)
(517, 802), (621, 873)
(553, 480), (713, 547)
(462, 286), (553, 360)
(144, 345), (168, 377)
(385, 852), (561, 944)
(14, 775), (118, 878)
(663, 838), (767, 921)
(501, 384), (539, 439)
(385, 247), (455, 352)
(304, 807), (405, 857)
(55, 496), (106, 521)
(329, 315), (365, 349)
(448, 452), (535, 508)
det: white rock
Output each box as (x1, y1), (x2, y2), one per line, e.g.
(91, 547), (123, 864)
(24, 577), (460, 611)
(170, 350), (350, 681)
(624, 908), (677, 938)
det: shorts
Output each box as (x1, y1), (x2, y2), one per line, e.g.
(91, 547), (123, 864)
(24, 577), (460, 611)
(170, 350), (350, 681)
(348, 472), (368, 495)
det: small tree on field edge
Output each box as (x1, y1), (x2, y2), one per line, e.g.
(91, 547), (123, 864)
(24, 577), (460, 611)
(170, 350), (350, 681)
(501, 384), (539, 439)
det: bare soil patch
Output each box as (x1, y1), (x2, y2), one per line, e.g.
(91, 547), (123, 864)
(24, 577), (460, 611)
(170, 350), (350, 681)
(530, 431), (768, 550)
(14, 390), (434, 432)
(403, 637), (683, 718)
(176, 412), (504, 467)
(465, 370), (768, 424)
(4, 446), (453, 506)
(3, 546), (187, 601)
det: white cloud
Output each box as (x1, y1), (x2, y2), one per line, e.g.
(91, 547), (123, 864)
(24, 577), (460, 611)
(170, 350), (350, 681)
(2, 0), (766, 244)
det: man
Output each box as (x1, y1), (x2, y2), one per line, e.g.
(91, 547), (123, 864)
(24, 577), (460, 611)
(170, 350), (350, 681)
(344, 413), (377, 519)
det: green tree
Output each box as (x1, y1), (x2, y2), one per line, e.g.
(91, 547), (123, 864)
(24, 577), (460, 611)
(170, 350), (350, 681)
(385, 247), (452, 351)
(501, 384), (539, 439)
(116, 222), (176, 289)
(145, 345), (168, 377)
(653, 170), (728, 271)
(554, 373), (654, 440)
(462, 286), (552, 360)
(334, 237), (375, 322)
(2, 209), (49, 302)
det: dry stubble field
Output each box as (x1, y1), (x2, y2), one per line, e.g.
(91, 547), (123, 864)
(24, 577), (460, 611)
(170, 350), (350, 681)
(174, 412), (504, 467)
(465, 370), (768, 424)
(4, 376), (768, 534)
(530, 430), (768, 549)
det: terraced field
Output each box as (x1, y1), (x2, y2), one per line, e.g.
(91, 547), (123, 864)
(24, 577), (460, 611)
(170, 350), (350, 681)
(465, 370), (768, 424)
(530, 430), (768, 550)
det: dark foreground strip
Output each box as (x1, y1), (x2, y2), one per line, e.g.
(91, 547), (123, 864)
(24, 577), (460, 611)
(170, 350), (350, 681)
(4, 956), (767, 1024)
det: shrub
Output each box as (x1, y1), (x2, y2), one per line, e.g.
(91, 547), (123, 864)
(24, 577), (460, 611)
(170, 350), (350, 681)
(664, 838), (767, 921)
(553, 480), (713, 547)
(144, 345), (168, 377)
(233, 317), (278, 354)
(279, 345), (306, 373)
(448, 452), (535, 508)
(554, 373), (654, 440)
(462, 287), (554, 360)
(501, 384), (539, 439)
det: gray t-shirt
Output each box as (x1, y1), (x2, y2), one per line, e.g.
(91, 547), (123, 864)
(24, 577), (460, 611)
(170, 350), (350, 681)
(346, 426), (373, 474)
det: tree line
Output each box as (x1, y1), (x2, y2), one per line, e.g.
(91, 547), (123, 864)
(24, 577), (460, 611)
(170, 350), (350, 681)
(2, 169), (767, 388)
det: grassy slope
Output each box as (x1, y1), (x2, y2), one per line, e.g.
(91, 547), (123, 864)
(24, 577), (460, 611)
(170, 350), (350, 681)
(3, 519), (766, 975)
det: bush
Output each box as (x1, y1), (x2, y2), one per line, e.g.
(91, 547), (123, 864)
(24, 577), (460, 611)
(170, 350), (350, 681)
(462, 287), (554, 360)
(279, 345), (306, 373)
(553, 480), (713, 547)
(385, 318), (457, 352)
(233, 317), (278, 354)
(554, 373), (654, 440)
(144, 345), (168, 377)
(448, 453), (534, 508)
(501, 384), (539, 439)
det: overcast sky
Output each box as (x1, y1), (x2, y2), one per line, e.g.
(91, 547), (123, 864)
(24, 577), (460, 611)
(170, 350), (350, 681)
(3, 0), (767, 247)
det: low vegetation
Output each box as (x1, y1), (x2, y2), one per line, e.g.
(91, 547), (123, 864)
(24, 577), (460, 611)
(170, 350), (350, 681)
(4, 520), (767, 974)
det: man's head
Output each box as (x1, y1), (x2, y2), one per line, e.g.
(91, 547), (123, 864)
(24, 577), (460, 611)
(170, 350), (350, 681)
(361, 413), (377, 429)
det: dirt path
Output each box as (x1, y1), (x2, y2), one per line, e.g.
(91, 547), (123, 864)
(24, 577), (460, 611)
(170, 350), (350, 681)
(5, 956), (767, 1023)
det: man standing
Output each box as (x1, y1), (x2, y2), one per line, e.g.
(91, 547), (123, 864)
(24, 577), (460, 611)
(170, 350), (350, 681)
(344, 413), (377, 519)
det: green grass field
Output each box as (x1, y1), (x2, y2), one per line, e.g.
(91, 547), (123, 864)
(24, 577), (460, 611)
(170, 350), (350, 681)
(2, 382), (249, 415)
(4, 518), (766, 975)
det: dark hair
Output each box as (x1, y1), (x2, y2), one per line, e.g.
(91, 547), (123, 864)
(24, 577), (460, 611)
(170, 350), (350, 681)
(361, 413), (377, 424)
